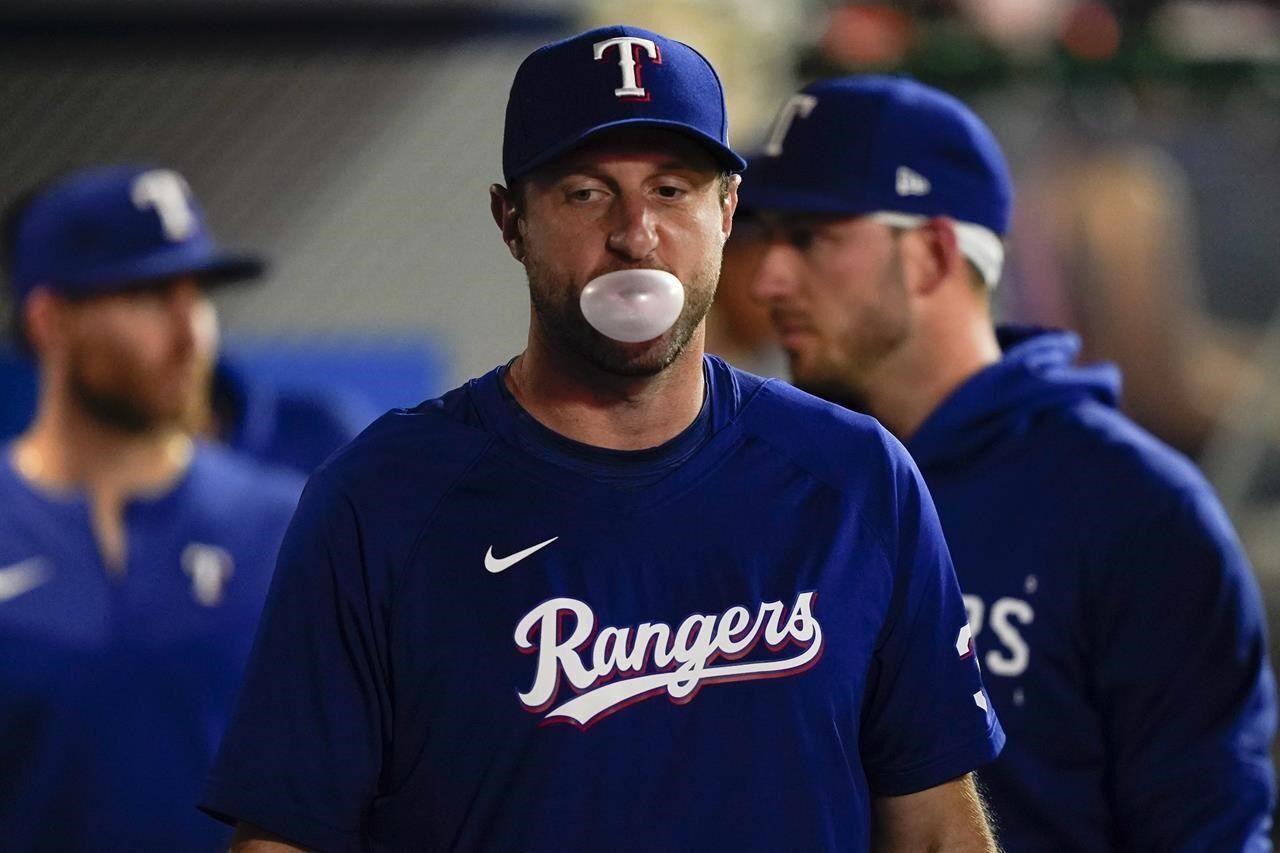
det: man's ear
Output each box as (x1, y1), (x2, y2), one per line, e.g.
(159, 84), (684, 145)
(21, 286), (65, 357)
(489, 183), (524, 262)
(904, 216), (963, 297)
(722, 174), (743, 241)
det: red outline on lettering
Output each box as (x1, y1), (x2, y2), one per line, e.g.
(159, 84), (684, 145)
(542, 638), (826, 732)
(618, 43), (662, 103)
(531, 590), (824, 731)
(517, 604), (595, 715)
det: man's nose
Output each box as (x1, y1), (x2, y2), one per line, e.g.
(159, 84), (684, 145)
(750, 242), (802, 305)
(166, 278), (206, 352)
(606, 194), (659, 261)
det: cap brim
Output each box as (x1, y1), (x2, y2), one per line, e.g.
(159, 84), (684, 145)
(61, 248), (266, 297)
(507, 118), (747, 182)
(190, 253), (266, 287)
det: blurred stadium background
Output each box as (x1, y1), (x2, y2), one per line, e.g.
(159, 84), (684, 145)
(1, 0), (1279, 697)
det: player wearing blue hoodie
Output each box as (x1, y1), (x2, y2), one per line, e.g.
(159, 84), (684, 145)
(744, 76), (1276, 850)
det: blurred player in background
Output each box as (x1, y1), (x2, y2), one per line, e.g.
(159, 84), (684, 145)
(199, 355), (375, 476)
(702, 207), (787, 378)
(204, 26), (1003, 851)
(745, 75), (1277, 850)
(0, 165), (302, 851)
(0, 183), (371, 478)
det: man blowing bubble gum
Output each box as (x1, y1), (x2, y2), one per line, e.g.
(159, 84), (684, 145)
(203, 29), (1004, 853)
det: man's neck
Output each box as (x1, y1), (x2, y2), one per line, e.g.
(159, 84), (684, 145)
(863, 315), (1001, 443)
(13, 392), (194, 572)
(506, 326), (707, 451)
(14, 396), (193, 501)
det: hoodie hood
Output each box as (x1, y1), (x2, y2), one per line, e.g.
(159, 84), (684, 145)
(906, 325), (1120, 469)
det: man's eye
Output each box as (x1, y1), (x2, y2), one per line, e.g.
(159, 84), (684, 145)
(567, 188), (603, 202)
(656, 185), (686, 199)
(786, 227), (815, 250)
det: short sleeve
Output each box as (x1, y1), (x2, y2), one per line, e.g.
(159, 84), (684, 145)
(1092, 486), (1277, 849)
(860, 450), (1004, 796)
(200, 470), (391, 851)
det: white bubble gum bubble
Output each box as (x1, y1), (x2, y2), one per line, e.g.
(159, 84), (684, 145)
(579, 269), (685, 343)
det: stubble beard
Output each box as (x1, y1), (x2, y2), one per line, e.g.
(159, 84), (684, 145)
(66, 344), (184, 435)
(524, 251), (721, 378)
(790, 247), (911, 417)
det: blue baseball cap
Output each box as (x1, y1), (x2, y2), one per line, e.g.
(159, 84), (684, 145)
(9, 164), (264, 304)
(742, 76), (1013, 236)
(502, 25), (747, 183)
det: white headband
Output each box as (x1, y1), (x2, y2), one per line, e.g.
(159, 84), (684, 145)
(870, 212), (1005, 287)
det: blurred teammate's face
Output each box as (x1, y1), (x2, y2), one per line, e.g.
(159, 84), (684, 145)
(505, 130), (737, 377)
(60, 277), (218, 433)
(750, 214), (910, 407)
(713, 221), (776, 349)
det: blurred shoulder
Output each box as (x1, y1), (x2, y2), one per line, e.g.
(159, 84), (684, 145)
(182, 445), (305, 550)
(190, 442), (303, 510)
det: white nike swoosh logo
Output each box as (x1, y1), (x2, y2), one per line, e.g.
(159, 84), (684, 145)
(485, 537), (558, 574)
(0, 557), (50, 604)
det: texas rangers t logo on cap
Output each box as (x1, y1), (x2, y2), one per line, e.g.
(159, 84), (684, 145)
(500, 26), (745, 182)
(593, 36), (661, 100)
(131, 169), (198, 242)
(763, 93), (818, 157)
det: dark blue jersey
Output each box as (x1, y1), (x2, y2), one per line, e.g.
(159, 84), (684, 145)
(907, 327), (1277, 851)
(202, 355), (1003, 852)
(0, 443), (301, 852)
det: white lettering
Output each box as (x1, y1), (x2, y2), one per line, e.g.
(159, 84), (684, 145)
(964, 593), (1034, 678)
(593, 37), (661, 99)
(986, 597), (1034, 676)
(516, 592), (823, 727)
(591, 626), (629, 675)
(514, 597), (595, 710)
(761, 600), (790, 648)
(763, 94), (818, 156)
(715, 605), (753, 657)
(131, 169), (197, 241)
(963, 594), (985, 638)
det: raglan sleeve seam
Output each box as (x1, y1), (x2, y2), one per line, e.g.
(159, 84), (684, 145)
(393, 435), (497, 604)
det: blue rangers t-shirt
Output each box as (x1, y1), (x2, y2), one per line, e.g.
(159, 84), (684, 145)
(202, 355), (1003, 851)
(0, 442), (301, 852)
(908, 327), (1277, 851)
